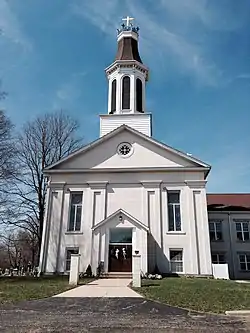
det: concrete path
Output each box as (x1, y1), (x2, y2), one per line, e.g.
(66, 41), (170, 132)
(54, 278), (142, 298)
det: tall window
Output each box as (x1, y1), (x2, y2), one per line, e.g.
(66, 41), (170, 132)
(122, 76), (130, 109)
(209, 220), (223, 241)
(170, 250), (183, 273)
(111, 79), (116, 113)
(65, 248), (79, 271)
(239, 253), (250, 271)
(136, 78), (143, 112)
(212, 253), (225, 264)
(168, 191), (181, 231)
(235, 220), (250, 241)
(68, 193), (83, 232)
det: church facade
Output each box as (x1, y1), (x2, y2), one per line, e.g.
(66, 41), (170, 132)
(39, 20), (213, 277)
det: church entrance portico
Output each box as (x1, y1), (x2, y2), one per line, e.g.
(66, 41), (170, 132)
(92, 209), (149, 275)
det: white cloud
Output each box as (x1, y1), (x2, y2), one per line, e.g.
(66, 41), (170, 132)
(0, 0), (31, 50)
(71, 0), (222, 86)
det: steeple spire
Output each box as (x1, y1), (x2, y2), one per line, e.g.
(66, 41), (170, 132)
(100, 18), (151, 137)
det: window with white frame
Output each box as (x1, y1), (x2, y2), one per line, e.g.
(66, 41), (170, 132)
(170, 250), (183, 273)
(209, 220), (223, 241)
(238, 253), (250, 271)
(65, 247), (79, 271)
(168, 191), (181, 231)
(235, 220), (250, 241)
(211, 253), (226, 264)
(68, 192), (83, 232)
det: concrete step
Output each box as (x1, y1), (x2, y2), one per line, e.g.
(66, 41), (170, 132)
(106, 272), (132, 279)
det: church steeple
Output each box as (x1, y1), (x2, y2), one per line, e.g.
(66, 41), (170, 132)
(100, 18), (151, 137)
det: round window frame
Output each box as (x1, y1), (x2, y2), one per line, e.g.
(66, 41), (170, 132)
(117, 142), (134, 158)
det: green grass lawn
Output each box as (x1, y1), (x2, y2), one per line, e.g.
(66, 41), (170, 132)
(0, 276), (93, 305)
(134, 277), (250, 314)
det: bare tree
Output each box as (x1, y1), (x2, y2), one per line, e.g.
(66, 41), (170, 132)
(6, 110), (83, 261)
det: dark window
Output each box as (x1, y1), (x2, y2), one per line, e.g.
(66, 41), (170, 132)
(111, 79), (116, 113)
(170, 250), (183, 272)
(122, 76), (130, 109)
(212, 253), (225, 264)
(68, 193), (83, 232)
(209, 221), (223, 241)
(239, 253), (250, 271)
(168, 191), (181, 231)
(235, 221), (250, 241)
(65, 248), (79, 271)
(136, 78), (143, 112)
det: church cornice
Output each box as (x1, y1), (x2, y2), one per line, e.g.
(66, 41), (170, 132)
(105, 60), (149, 80)
(44, 166), (210, 174)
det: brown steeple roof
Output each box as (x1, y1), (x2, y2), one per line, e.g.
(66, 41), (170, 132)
(115, 37), (143, 64)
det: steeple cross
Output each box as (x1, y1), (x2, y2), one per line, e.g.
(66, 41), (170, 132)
(122, 16), (134, 27)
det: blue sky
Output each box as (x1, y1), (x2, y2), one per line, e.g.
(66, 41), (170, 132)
(0, 0), (250, 193)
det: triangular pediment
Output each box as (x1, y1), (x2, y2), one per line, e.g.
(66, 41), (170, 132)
(92, 208), (149, 231)
(45, 125), (210, 173)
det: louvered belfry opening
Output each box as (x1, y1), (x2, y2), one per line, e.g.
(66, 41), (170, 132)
(136, 78), (143, 112)
(110, 79), (117, 113)
(122, 76), (130, 110)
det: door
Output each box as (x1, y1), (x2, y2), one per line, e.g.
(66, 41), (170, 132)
(108, 244), (132, 272)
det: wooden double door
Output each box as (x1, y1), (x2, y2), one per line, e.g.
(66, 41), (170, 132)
(108, 244), (132, 272)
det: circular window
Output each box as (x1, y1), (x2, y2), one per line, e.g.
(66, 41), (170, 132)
(117, 142), (133, 158)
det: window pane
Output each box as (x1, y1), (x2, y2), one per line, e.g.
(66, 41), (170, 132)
(246, 254), (250, 262)
(236, 223), (242, 231)
(170, 250), (182, 261)
(168, 192), (180, 204)
(237, 232), (243, 241)
(216, 222), (222, 232)
(122, 76), (130, 109)
(75, 206), (82, 231)
(71, 193), (82, 205)
(212, 254), (218, 263)
(243, 223), (249, 231)
(69, 206), (75, 231)
(110, 228), (132, 243)
(175, 205), (181, 231)
(111, 79), (116, 113)
(239, 254), (245, 262)
(66, 248), (79, 271)
(240, 262), (246, 271)
(244, 232), (250, 241)
(217, 231), (223, 241)
(218, 254), (225, 263)
(136, 78), (143, 112)
(209, 223), (215, 231)
(168, 206), (174, 231)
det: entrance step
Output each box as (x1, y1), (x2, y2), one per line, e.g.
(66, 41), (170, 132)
(106, 272), (132, 279)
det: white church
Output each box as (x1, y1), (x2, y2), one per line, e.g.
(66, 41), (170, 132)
(39, 18), (213, 277)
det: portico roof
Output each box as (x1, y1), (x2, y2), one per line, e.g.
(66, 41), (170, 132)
(92, 208), (149, 231)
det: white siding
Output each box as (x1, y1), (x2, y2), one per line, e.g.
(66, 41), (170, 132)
(100, 114), (151, 137)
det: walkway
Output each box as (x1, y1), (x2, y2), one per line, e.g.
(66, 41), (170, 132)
(54, 278), (142, 298)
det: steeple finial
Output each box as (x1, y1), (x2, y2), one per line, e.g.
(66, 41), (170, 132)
(122, 16), (134, 27)
(117, 16), (140, 35)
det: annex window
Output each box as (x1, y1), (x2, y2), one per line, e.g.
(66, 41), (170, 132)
(209, 220), (223, 241)
(238, 253), (250, 271)
(211, 253), (226, 264)
(235, 220), (250, 241)
(170, 250), (183, 273)
(136, 78), (143, 112)
(111, 79), (116, 113)
(68, 192), (83, 232)
(65, 248), (79, 271)
(122, 76), (130, 109)
(168, 191), (181, 231)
